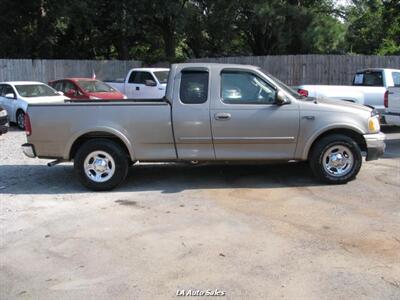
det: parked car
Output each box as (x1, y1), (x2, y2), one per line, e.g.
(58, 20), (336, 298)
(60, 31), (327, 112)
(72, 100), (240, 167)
(384, 87), (400, 126)
(0, 81), (68, 129)
(22, 63), (385, 191)
(296, 68), (400, 115)
(49, 78), (127, 100)
(106, 68), (169, 99)
(0, 105), (8, 135)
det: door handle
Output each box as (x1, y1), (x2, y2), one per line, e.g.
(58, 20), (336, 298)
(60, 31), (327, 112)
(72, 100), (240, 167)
(136, 87), (140, 91)
(214, 112), (231, 120)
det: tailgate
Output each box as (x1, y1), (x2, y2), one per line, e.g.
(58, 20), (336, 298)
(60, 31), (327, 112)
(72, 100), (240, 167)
(388, 87), (400, 113)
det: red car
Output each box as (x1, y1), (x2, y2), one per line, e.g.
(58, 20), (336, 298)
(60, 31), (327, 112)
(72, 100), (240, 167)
(49, 78), (127, 100)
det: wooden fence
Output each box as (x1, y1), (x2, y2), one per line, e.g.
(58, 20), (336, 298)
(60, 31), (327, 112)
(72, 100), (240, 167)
(189, 55), (400, 85)
(1, 55), (399, 85)
(0, 59), (142, 83)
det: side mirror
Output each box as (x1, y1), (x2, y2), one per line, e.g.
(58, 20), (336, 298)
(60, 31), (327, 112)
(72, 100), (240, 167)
(5, 93), (15, 99)
(145, 80), (157, 87)
(275, 90), (290, 105)
(56, 91), (64, 96)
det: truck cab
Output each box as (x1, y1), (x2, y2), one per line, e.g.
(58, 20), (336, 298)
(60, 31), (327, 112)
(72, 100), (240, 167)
(106, 68), (169, 99)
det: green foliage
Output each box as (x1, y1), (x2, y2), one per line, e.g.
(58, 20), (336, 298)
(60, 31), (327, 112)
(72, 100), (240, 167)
(345, 0), (399, 55)
(0, 0), (398, 62)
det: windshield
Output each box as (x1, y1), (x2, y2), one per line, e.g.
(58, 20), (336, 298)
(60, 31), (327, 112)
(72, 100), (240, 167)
(154, 71), (169, 84)
(260, 69), (304, 99)
(77, 80), (115, 93)
(15, 84), (59, 97)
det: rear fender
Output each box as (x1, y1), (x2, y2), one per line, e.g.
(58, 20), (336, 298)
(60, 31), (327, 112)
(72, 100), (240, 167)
(64, 126), (135, 160)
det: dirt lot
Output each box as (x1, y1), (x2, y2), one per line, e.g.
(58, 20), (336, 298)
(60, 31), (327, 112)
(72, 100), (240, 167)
(0, 127), (399, 300)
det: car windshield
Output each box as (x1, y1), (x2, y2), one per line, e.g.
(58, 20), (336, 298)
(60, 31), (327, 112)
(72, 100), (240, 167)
(77, 80), (115, 93)
(15, 84), (59, 97)
(260, 69), (304, 99)
(154, 71), (169, 84)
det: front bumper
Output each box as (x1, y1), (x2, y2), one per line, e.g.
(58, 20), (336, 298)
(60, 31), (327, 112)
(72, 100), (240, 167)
(363, 132), (386, 161)
(21, 143), (36, 158)
(0, 115), (8, 135)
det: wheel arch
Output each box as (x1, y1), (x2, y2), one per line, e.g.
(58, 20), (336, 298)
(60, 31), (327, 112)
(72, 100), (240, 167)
(303, 126), (366, 160)
(67, 128), (135, 161)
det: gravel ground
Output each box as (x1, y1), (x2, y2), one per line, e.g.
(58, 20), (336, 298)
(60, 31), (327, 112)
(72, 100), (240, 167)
(0, 126), (399, 300)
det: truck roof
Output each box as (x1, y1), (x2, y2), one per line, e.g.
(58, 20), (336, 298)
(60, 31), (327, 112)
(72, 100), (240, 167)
(131, 68), (169, 72)
(171, 62), (261, 71)
(356, 68), (400, 73)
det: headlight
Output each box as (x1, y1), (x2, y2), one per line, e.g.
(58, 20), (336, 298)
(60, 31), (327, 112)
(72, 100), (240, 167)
(368, 116), (380, 133)
(0, 110), (7, 117)
(123, 95), (128, 99)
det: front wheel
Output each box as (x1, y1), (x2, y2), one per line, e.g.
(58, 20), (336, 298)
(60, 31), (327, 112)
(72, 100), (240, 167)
(309, 134), (362, 184)
(16, 110), (25, 130)
(74, 139), (129, 191)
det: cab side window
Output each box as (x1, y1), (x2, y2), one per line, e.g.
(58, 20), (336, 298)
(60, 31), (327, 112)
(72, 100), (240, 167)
(179, 71), (209, 104)
(221, 71), (276, 104)
(134, 72), (155, 84)
(128, 71), (138, 83)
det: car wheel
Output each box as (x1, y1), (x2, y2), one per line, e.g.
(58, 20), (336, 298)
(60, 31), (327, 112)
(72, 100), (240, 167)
(74, 139), (129, 191)
(309, 134), (362, 184)
(16, 110), (25, 130)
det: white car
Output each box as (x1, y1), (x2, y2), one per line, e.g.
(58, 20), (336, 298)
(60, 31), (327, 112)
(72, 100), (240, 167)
(106, 68), (169, 99)
(0, 81), (69, 129)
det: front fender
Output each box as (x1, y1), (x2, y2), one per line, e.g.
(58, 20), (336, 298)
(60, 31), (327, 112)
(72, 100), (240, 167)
(300, 123), (365, 160)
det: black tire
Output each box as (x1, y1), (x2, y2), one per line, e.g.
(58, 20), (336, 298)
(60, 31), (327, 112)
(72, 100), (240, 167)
(74, 139), (129, 191)
(16, 110), (25, 130)
(309, 134), (362, 184)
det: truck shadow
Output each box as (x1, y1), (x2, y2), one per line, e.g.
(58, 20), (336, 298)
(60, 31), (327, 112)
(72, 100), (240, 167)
(1, 129), (398, 195)
(0, 162), (324, 195)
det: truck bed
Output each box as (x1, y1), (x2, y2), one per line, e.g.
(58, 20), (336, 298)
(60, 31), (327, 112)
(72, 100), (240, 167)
(26, 100), (176, 160)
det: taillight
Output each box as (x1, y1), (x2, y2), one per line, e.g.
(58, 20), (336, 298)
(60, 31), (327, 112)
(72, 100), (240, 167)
(384, 90), (388, 108)
(25, 113), (32, 136)
(298, 88), (309, 97)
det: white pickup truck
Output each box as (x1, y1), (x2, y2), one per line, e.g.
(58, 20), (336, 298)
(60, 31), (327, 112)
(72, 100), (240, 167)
(384, 87), (400, 126)
(297, 68), (400, 115)
(106, 68), (169, 99)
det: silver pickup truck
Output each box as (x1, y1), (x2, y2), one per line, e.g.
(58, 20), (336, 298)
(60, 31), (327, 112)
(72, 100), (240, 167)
(22, 63), (386, 190)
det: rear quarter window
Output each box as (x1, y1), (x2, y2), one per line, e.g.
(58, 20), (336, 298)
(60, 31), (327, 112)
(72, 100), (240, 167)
(179, 71), (209, 104)
(353, 71), (383, 86)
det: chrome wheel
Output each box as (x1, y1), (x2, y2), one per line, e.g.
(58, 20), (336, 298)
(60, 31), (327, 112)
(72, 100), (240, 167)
(322, 145), (354, 177)
(17, 112), (25, 129)
(84, 151), (115, 183)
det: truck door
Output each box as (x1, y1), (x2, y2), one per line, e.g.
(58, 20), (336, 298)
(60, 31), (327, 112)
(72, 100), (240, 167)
(125, 71), (138, 98)
(127, 71), (160, 99)
(172, 68), (215, 160)
(210, 69), (300, 160)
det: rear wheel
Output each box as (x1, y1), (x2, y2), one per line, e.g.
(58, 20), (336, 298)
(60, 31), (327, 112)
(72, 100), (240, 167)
(309, 134), (362, 184)
(74, 139), (129, 191)
(16, 110), (25, 130)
